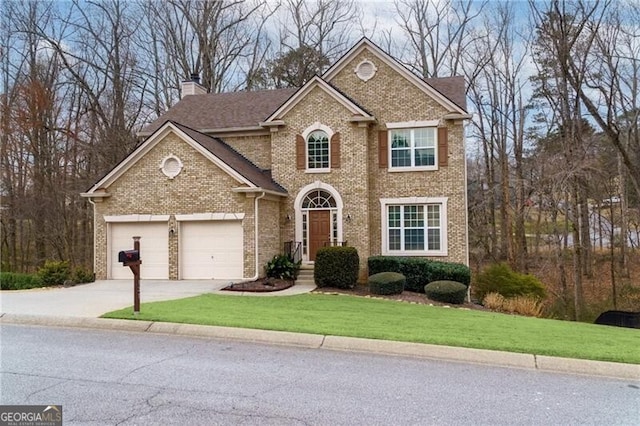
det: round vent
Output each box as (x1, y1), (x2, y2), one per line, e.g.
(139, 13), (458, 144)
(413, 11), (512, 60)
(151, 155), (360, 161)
(160, 155), (183, 179)
(354, 60), (377, 82)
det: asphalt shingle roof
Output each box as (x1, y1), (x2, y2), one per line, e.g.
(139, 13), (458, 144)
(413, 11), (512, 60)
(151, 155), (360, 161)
(141, 88), (298, 135)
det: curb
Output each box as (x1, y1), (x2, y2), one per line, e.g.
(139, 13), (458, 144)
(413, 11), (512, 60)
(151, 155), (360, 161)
(1, 313), (638, 381)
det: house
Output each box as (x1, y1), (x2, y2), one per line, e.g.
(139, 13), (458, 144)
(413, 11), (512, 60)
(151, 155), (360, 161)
(81, 38), (470, 281)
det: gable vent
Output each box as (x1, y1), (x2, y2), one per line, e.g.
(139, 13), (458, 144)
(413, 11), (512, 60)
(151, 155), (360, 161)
(354, 59), (377, 82)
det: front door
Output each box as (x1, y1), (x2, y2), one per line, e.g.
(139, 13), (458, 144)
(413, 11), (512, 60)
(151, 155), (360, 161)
(309, 210), (331, 261)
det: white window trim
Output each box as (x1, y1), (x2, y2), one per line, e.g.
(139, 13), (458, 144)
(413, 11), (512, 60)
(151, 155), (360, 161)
(379, 197), (448, 256)
(302, 122), (333, 173)
(387, 121), (439, 172)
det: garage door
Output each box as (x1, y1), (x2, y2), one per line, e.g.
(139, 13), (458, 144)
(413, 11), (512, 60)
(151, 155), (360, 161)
(110, 222), (169, 279)
(180, 221), (243, 279)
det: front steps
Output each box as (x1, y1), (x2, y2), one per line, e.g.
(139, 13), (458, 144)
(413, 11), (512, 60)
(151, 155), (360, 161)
(296, 264), (315, 286)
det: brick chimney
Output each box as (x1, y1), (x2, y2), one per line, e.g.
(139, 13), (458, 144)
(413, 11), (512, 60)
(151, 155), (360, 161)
(181, 73), (206, 98)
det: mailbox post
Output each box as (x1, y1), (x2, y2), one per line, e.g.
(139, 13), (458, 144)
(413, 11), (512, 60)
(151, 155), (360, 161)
(118, 236), (141, 315)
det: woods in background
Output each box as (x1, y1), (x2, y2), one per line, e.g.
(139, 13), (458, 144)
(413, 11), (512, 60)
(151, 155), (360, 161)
(1, 0), (638, 320)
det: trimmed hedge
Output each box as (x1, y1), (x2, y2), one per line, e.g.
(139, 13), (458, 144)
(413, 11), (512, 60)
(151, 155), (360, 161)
(0, 272), (44, 290)
(369, 272), (405, 295)
(424, 280), (467, 304)
(314, 246), (359, 289)
(474, 263), (546, 302)
(368, 256), (470, 293)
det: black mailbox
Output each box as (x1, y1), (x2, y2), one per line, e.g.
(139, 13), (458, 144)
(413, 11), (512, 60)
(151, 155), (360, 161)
(118, 250), (140, 263)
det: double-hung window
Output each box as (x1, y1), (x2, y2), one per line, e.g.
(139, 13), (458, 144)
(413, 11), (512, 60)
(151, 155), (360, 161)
(307, 130), (329, 170)
(388, 121), (438, 171)
(381, 197), (447, 256)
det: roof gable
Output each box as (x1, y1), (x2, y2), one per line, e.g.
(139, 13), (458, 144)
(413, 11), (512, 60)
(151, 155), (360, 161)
(322, 38), (467, 114)
(83, 121), (286, 196)
(263, 75), (375, 123)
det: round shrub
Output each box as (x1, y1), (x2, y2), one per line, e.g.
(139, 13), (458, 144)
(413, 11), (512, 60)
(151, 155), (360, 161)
(369, 272), (405, 295)
(37, 260), (70, 286)
(424, 280), (467, 305)
(473, 263), (546, 301)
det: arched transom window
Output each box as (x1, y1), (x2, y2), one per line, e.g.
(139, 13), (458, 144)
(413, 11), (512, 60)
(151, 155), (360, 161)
(302, 190), (336, 209)
(307, 130), (329, 170)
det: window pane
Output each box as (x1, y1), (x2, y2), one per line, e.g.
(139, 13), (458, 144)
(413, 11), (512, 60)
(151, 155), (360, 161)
(414, 128), (435, 148)
(392, 149), (411, 167)
(403, 205), (424, 228)
(427, 205), (440, 227)
(428, 229), (440, 250)
(388, 206), (401, 227)
(415, 148), (435, 166)
(307, 131), (329, 169)
(404, 229), (424, 250)
(389, 229), (401, 250)
(391, 130), (410, 148)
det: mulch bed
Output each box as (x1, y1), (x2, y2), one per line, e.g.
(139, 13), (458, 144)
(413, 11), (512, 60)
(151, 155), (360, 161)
(222, 278), (294, 292)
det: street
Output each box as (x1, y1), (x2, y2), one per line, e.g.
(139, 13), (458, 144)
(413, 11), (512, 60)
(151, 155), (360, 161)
(1, 324), (639, 425)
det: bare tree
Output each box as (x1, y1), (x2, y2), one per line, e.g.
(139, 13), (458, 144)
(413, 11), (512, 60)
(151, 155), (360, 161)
(394, 0), (485, 78)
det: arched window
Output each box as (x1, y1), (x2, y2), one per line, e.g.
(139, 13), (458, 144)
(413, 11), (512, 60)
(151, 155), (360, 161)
(307, 130), (329, 170)
(302, 190), (336, 209)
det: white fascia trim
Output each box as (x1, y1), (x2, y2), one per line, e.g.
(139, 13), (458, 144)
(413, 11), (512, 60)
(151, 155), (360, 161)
(379, 197), (448, 257)
(232, 187), (287, 198)
(264, 76), (372, 122)
(175, 213), (245, 221)
(323, 40), (466, 115)
(386, 120), (440, 129)
(80, 191), (110, 198)
(104, 214), (170, 223)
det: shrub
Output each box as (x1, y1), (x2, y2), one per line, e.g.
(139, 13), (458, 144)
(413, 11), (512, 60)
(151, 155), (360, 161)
(424, 280), (467, 304)
(314, 246), (359, 289)
(368, 256), (471, 293)
(473, 263), (546, 301)
(72, 267), (95, 284)
(0, 272), (44, 290)
(369, 272), (405, 295)
(37, 260), (71, 286)
(265, 254), (301, 280)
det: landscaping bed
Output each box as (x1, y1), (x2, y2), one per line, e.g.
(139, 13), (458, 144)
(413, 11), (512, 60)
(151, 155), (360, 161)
(222, 278), (294, 292)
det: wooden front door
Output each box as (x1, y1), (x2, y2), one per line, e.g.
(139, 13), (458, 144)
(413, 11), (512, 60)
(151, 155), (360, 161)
(309, 210), (331, 261)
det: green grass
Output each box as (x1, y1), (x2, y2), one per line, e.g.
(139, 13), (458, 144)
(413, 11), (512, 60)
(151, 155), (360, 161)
(102, 293), (640, 364)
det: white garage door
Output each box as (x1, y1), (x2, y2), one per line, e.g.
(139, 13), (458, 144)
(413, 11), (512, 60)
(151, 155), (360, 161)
(180, 221), (243, 279)
(110, 222), (169, 279)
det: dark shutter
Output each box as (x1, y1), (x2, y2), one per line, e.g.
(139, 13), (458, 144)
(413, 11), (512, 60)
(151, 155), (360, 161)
(330, 132), (341, 168)
(378, 130), (388, 168)
(296, 134), (305, 170)
(438, 126), (448, 167)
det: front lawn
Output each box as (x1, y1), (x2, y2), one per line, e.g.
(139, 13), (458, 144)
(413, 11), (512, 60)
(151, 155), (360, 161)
(103, 293), (640, 364)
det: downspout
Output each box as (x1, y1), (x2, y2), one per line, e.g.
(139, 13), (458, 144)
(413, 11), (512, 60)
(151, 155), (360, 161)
(87, 198), (97, 279)
(246, 191), (266, 280)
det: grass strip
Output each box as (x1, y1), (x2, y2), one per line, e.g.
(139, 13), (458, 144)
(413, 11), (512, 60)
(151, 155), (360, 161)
(103, 293), (640, 364)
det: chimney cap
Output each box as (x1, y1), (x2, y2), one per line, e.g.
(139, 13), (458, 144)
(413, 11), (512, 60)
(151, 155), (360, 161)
(190, 72), (200, 83)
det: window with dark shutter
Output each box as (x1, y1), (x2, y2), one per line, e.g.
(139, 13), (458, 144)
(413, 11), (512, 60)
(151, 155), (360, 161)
(296, 134), (305, 170)
(378, 129), (388, 168)
(438, 126), (448, 167)
(330, 132), (341, 168)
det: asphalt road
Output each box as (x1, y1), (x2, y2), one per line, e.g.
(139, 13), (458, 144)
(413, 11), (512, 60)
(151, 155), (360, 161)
(2, 325), (639, 425)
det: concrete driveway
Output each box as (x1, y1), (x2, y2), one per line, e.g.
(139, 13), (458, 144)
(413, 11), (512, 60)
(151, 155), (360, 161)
(0, 280), (229, 317)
